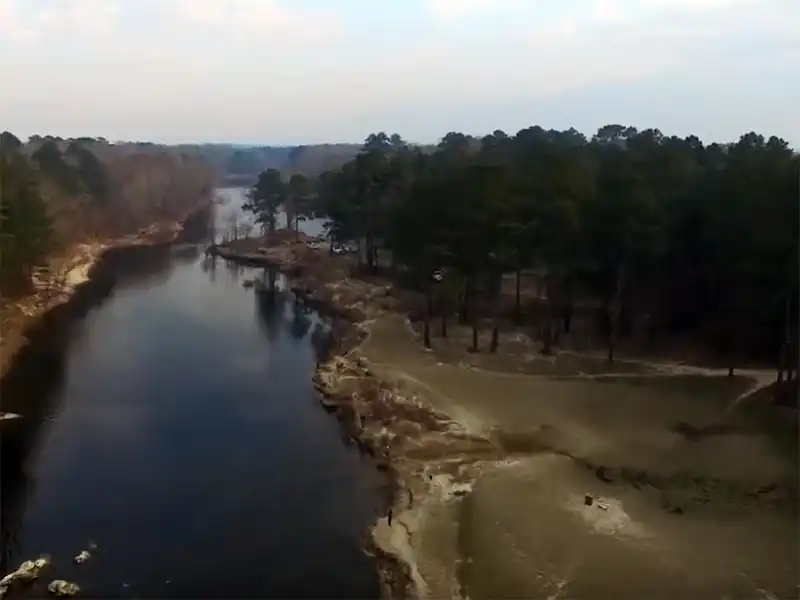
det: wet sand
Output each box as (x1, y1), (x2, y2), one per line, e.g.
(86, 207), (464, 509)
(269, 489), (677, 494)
(213, 237), (799, 600)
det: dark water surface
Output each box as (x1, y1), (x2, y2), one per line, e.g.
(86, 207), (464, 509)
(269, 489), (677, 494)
(0, 191), (383, 598)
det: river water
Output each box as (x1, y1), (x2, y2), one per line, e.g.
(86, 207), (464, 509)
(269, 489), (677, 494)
(0, 189), (383, 598)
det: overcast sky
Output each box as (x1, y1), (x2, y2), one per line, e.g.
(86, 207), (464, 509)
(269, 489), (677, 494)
(1, 0), (798, 146)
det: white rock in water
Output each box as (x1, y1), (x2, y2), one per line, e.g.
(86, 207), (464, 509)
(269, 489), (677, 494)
(0, 584), (8, 599)
(48, 580), (80, 597)
(73, 550), (91, 564)
(0, 412), (22, 422)
(0, 556), (50, 586)
(15, 561), (39, 582)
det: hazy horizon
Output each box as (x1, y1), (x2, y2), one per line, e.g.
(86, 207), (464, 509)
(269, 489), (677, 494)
(2, 0), (798, 147)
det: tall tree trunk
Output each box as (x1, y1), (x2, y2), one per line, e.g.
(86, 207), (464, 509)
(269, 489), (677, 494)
(540, 273), (558, 356)
(540, 322), (553, 355)
(562, 280), (573, 334)
(459, 276), (470, 325)
(607, 264), (625, 364)
(470, 286), (479, 352)
(365, 236), (374, 272)
(490, 272), (501, 353)
(787, 337), (797, 382)
(439, 290), (448, 338)
(777, 292), (792, 384)
(514, 265), (522, 325)
(423, 286), (432, 349)
(490, 298), (500, 354)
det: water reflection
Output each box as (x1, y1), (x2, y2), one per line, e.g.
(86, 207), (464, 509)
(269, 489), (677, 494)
(0, 233), (378, 599)
(200, 252), (217, 283)
(0, 244), (190, 578)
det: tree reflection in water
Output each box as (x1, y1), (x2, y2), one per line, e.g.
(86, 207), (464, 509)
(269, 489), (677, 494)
(0, 243), (197, 576)
(250, 269), (320, 344)
(201, 253), (218, 283)
(254, 270), (287, 343)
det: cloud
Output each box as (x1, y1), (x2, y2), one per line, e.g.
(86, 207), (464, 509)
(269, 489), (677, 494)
(1, 0), (797, 145)
(425, 0), (524, 19)
(170, 0), (345, 44)
(0, 0), (345, 49)
(0, 0), (28, 40)
(0, 0), (121, 43)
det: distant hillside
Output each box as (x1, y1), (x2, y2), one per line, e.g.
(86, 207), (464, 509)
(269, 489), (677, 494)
(15, 136), (434, 187)
(169, 142), (361, 186)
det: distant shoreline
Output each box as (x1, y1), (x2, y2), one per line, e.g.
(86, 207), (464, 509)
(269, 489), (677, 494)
(0, 202), (213, 381)
(219, 174), (257, 188)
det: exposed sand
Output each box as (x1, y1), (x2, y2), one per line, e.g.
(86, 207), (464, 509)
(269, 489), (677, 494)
(361, 317), (798, 600)
(215, 237), (800, 600)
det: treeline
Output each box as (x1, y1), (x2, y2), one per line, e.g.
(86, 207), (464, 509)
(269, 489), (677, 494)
(174, 142), (364, 185)
(0, 131), (213, 295)
(250, 127), (799, 373)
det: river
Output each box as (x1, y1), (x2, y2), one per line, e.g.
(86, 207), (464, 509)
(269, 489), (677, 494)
(0, 189), (383, 598)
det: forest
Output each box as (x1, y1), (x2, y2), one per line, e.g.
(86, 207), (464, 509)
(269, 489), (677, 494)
(244, 127), (799, 378)
(171, 142), (362, 186)
(0, 132), (213, 296)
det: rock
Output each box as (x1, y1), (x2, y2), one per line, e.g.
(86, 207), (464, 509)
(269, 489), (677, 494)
(584, 493), (594, 506)
(48, 580), (80, 597)
(14, 560), (40, 582)
(0, 412), (22, 422)
(0, 585), (7, 599)
(1, 556), (50, 586)
(74, 550), (91, 564)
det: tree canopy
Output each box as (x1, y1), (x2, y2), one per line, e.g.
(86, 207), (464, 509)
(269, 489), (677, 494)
(0, 133), (213, 295)
(244, 126), (798, 369)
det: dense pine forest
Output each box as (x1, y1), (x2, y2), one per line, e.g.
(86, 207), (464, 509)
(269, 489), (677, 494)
(245, 126), (799, 377)
(0, 132), (213, 296)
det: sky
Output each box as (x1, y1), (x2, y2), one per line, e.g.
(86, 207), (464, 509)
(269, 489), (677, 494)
(1, 0), (798, 146)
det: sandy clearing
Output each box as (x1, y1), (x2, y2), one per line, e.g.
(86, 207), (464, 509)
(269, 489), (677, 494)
(361, 314), (798, 599)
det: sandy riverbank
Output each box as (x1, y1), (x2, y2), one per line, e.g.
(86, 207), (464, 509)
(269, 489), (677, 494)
(211, 236), (799, 600)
